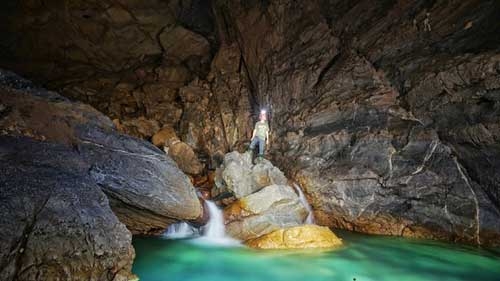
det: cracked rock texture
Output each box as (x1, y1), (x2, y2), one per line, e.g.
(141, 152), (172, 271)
(1, 0), (500, 246)
(213, 0), (500, 246)
(0, 69), (202, 280)
(216, 152), (308, 241)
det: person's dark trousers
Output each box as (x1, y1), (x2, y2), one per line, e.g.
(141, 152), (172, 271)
(249, 136), (265, 156)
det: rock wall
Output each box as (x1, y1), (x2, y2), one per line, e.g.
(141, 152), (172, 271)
(1, 0), (500, 245)
(213, 0), (500, 246)
(0, 70), (202, 280)
(0, 0), (253, 171)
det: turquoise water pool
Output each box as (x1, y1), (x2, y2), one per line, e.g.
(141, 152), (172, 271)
(132, 231), (500, 281)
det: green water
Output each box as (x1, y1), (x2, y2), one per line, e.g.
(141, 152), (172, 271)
(132, 232), (500, 281)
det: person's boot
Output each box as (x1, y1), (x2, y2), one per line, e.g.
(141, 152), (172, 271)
(245, 148), (253, 164)
(256, 154), (264, 163)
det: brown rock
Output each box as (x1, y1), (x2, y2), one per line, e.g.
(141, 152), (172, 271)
(152, 126), (179, 147)
(167, 140), (204, 175)
(155, 65), (192, 88)
(107, 5), (133, 25)
(159, 26), (211, 63)
(116, 117), (160, 139)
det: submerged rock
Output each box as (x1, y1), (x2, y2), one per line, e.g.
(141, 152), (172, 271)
(246, 225), (343, 249)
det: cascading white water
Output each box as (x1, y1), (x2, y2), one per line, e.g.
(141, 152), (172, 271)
(203, 201), (225, 238)
(193, 200), (240, 246)
(293, 183), (315, 224)
(164, 200), (239, 246)
(163, 222), (198, 239)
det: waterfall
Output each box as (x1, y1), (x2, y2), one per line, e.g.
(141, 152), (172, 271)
(163, 222), (198, 239)
(164, 200), (240, 246)
(293, 183), (315, 224)
(193, 200), (240, 246)
(203, 201), (225, 238)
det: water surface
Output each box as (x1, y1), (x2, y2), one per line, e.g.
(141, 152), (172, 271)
(132, 231), (500, 281)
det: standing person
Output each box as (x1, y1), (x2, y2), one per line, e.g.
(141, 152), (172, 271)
(423, 12), (432, 32)
(247, 109), (270, 161)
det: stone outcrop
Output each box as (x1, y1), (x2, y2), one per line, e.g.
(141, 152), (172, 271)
(0, 137), (136, 281)
(151, 126), (205, 176)
(224, 184), (308, 241)
(212, 151), (287, 199)
(166, 139), (205, 176)
(246, 225), (343, 249)
(1, 0), (500, 246)
(0, 70), (202, 280)
(210, 0), (500, 246)
(213, 152), (308, 241)
(152, 126), (178, 148)
(215, 151), (341, 249)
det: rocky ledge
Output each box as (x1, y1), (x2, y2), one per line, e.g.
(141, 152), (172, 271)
(0, 70), (202, 280)
(213, 151), (342, 249)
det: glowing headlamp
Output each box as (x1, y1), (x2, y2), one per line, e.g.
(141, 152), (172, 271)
(260, 109), (267, 115)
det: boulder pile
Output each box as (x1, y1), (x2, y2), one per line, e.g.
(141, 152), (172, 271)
(212, 151), (342, 249)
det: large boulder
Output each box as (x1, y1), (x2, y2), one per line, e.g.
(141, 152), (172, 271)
(0, 137), (136, 281)
(246, 225), (343, 249)
(159, 26), (211, 64)
(224, 185), (308, 241)
(0, 70), (202, 280)
(166, 140), (205, 176)
(152, 126), (204, 176)
(152, 126), (178, 148)
(213, 151), (288, 199)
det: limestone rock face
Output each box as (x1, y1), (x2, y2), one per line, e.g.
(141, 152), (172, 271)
(210, 0), (500, 246)
(0, 70), (202, 280)
(246, 225), (343, 249)
(1, 0), (500, 246)
(0, 0), (217, 151)
(224, 185), (308, 241)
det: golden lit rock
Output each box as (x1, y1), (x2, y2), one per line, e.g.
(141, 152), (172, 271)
(246, 225), (343, 249)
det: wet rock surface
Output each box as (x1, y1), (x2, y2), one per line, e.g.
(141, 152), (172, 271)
(1, 0), (500, 246)
(213, 152), (307, 241)
(224, 184), (308, 241)
(0, 70), (202, 280)
(245, 225), (343, 250)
